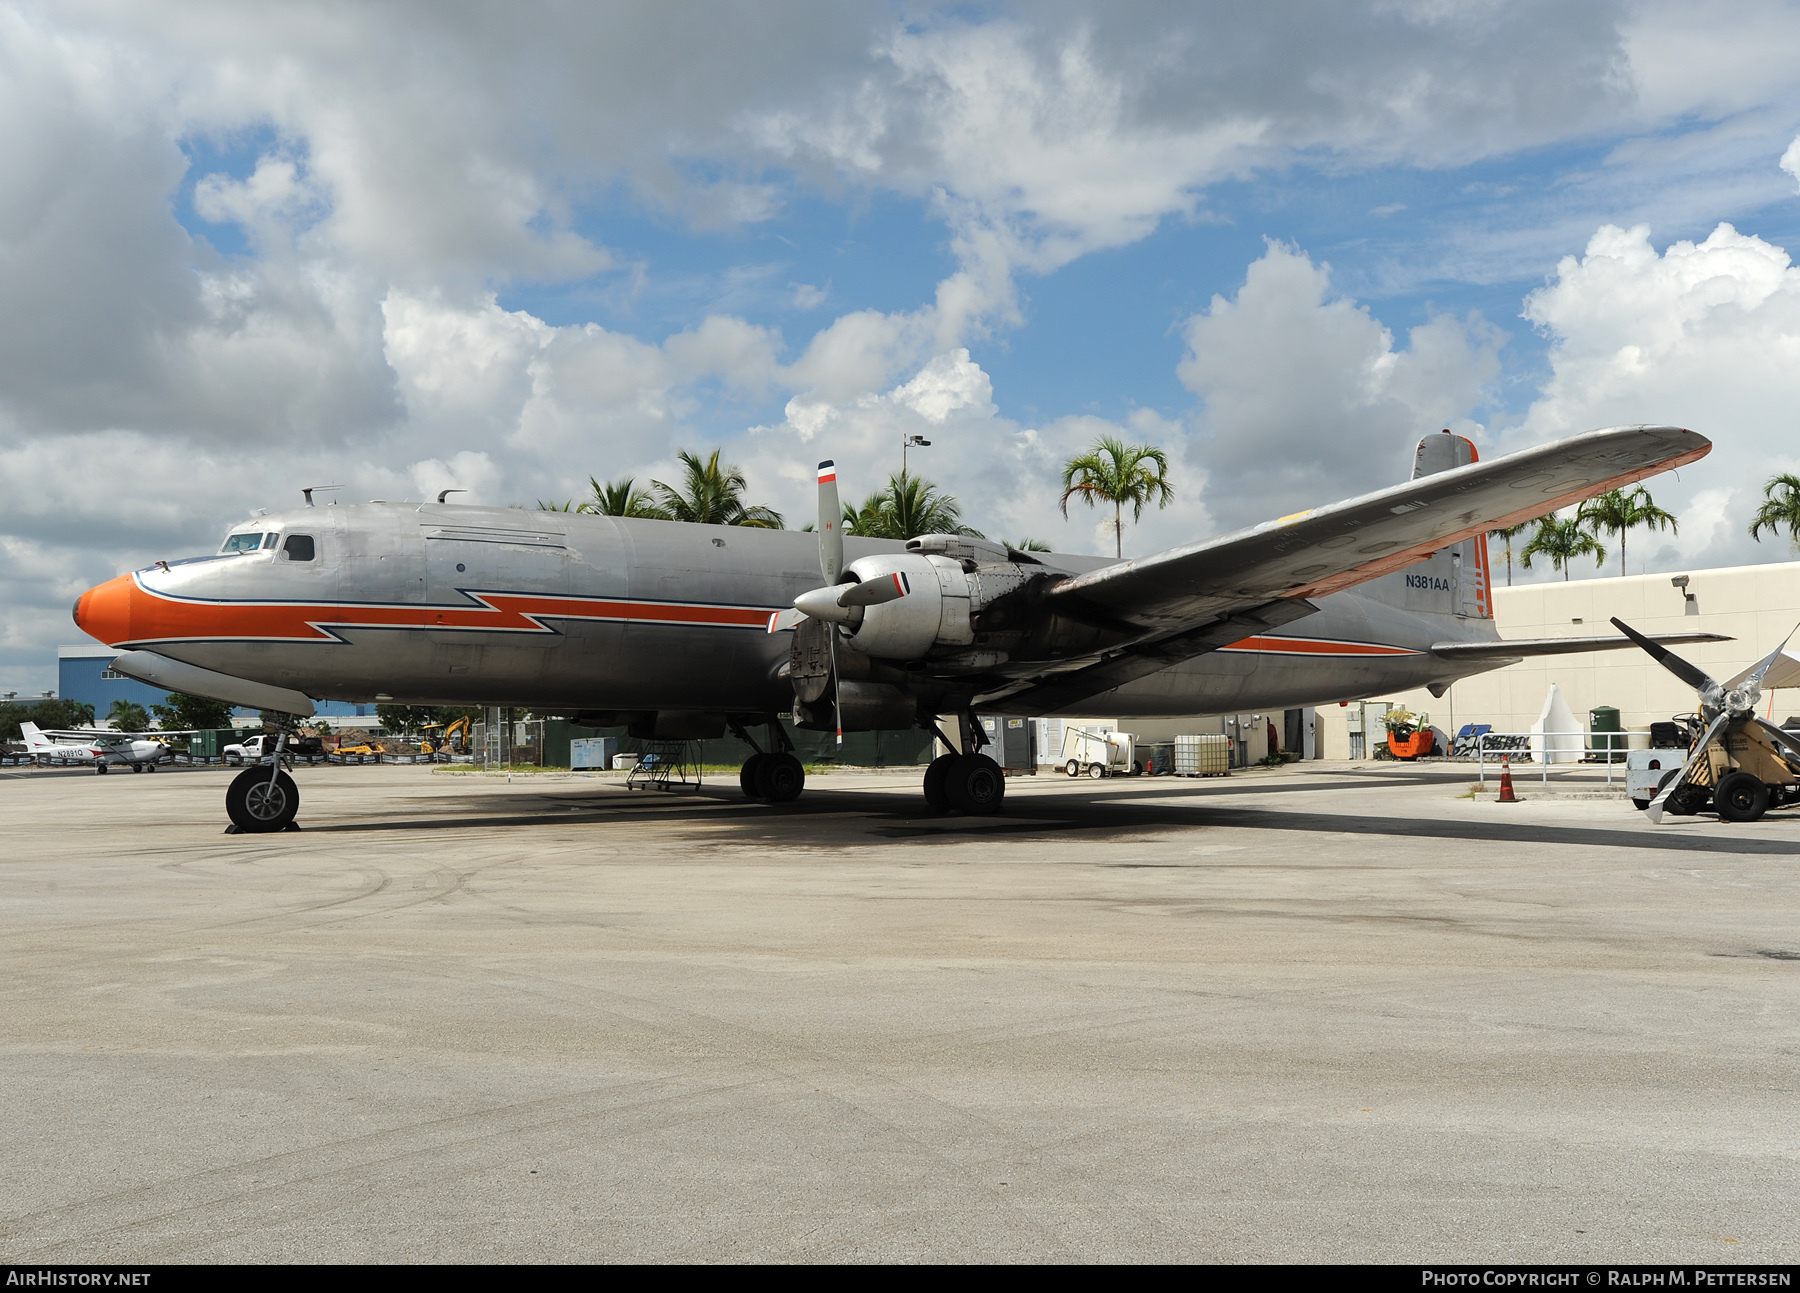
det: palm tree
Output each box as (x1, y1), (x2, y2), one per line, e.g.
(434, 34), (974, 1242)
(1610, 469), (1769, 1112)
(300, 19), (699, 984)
(1749, 473), (1800, 549)
(1519, 514), (1606, 581)
(1490, 522), (1530, 587)
(1576, 486), (1677, 577)
(1008, 537), (1052, 552)
(583, 475), (666, 518)
(651, 450), (784, 528)
(844, 472), (981, 540)
(107, 699), (150, 732)
(1059, 435), (1174, 559)
(535, 499), (581, 511)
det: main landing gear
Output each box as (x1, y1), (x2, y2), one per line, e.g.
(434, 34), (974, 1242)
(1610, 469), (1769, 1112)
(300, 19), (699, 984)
(730, 715), (805, 804)
(922, 713), (1005, 816)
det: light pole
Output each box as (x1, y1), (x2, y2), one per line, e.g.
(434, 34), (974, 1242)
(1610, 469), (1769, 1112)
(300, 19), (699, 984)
(902, 433), (930, 478)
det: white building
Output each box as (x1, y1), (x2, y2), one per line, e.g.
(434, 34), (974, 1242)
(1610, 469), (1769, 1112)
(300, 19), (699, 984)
(1316, 558), (1800, 757)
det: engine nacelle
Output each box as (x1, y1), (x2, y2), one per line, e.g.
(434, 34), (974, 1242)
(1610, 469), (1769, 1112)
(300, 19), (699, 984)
(831, 552), (968, 659)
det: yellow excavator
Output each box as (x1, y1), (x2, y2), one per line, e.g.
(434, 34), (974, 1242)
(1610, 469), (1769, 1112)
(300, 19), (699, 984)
(420, 716), (471, 759)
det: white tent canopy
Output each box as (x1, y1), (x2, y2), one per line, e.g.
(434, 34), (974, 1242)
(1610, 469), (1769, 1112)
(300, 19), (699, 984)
(1726, 650), (1800, 693)
(1529, 683), (1583, 765)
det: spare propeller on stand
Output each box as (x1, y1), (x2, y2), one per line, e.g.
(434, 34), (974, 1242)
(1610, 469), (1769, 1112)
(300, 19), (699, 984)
(1612, 616), (1800, 823)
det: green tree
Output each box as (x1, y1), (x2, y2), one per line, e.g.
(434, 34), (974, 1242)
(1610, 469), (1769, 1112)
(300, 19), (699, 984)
(375, 704), (438, 739)
(1520, 514), (1606, 581)
(583, 475), (667, 518)
(1577, 486), (1677, 577)
(844, 472), (982, 540)
(151, 692), (237, 731)
(1490, 522), (1530, 588)
(107, 699), (151, 732)
(1749, 473), (1800, 549)
(651, 450), (784, 528)
(1008, 537), (1052, 552)
(1059, 435), (1174, 559)
(2, 698), (94, 741)
(535, 499), (581, 511)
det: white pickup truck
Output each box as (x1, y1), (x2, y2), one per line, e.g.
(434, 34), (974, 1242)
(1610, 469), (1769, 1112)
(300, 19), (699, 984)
(223, 734), (276, 765)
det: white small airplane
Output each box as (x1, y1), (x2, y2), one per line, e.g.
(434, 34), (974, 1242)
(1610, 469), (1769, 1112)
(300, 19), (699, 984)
(20, 721), (173, 773)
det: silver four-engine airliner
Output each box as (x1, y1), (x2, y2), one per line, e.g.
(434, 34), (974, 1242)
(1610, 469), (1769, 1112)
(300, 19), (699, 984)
(73, 426), (1719, 831)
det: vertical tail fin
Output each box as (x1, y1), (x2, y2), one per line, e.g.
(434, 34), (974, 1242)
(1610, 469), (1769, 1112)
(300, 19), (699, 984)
(1410, 429), (1492, 620)
(1359, 430), (1494, 619)
(20, 721), (50, 749)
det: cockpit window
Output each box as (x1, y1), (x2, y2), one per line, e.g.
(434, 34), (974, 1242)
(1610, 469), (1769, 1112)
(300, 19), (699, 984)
(262, 532), (280, 549)
(221, 533), (265, 553)
(283, 534), (316, 562)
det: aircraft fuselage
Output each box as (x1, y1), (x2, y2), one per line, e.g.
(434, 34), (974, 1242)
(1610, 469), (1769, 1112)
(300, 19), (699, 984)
(75, 502), (1506, 720)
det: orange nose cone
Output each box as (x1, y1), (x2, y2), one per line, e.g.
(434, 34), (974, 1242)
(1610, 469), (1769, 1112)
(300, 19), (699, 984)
(74, 574), (139, 647)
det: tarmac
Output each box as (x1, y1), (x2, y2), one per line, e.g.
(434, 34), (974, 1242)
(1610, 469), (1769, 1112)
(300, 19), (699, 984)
(2, 759), (1797, 1263)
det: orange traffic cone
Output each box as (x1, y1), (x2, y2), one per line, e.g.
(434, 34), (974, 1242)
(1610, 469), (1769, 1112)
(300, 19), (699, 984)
(1498, 754), (1518, 803)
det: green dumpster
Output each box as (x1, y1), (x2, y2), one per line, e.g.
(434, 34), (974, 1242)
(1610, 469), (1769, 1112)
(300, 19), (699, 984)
(1589, 706), (1623, 763)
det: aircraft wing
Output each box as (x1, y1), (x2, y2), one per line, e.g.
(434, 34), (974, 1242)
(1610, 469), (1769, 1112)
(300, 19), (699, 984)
(977, 426), (1708, 711)
(39, 728), (182, 740)
(1046, 426), (1708, 632)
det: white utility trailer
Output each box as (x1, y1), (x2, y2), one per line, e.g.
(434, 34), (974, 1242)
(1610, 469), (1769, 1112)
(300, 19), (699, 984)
(1626, 747), (1689, 811)
(1060, 726), (1140, 778)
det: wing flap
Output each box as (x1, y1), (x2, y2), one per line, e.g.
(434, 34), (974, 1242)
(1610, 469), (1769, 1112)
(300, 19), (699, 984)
(979, 598), (1318, 714)
(1051, 426), (1709, 629)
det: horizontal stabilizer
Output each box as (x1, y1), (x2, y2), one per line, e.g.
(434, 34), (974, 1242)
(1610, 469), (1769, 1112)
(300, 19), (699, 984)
(1429, 631), (1730, 661)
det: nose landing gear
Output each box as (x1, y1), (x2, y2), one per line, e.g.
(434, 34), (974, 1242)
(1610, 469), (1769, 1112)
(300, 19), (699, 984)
(224, 731), (302, 833)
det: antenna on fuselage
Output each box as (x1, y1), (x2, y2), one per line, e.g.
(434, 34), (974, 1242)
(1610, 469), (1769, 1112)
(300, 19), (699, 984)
(436, 489), (468, 504)
(301, 484), (344, 507)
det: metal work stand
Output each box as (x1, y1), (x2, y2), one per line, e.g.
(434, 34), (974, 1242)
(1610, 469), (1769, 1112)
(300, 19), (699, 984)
(626, 741), (703, 792)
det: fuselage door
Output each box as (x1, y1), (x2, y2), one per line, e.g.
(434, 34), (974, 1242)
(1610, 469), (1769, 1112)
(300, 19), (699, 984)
(333, 510), (426, 604)
(423, 523), (568, 645)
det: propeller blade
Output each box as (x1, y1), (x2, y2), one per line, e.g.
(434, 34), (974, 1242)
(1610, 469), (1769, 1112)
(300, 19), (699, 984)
(1742, 624), (1800, 695)
(1751, 715), (1800, 764)
(828, 623), (842, 746)
(837, 570), (911, 608)
(766, 608), (806, 634)
(1646, 711), (1729, 825)
(1609, 617), (1719, 695)
(817, 460), (842, 586)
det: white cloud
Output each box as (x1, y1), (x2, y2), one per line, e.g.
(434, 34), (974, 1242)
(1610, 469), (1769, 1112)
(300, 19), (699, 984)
(1177, 241), (1502, 532)
(1783, 135), (1800, 191)
(1514, 221), (1800, 571)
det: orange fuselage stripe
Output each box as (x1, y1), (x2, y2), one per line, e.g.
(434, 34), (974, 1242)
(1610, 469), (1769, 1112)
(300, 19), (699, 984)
(92, 578), (1427, 662)
(1219, 635), (1421, 657)
(105, 576), (772, 645)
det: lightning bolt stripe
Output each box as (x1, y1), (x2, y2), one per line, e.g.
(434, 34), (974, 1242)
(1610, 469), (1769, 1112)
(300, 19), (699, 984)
(113, 573), (778, 646)
(1218, 635), (1423, 657)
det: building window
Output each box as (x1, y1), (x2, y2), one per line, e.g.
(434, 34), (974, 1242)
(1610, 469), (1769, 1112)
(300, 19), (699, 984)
(100, 669), (124, 680)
